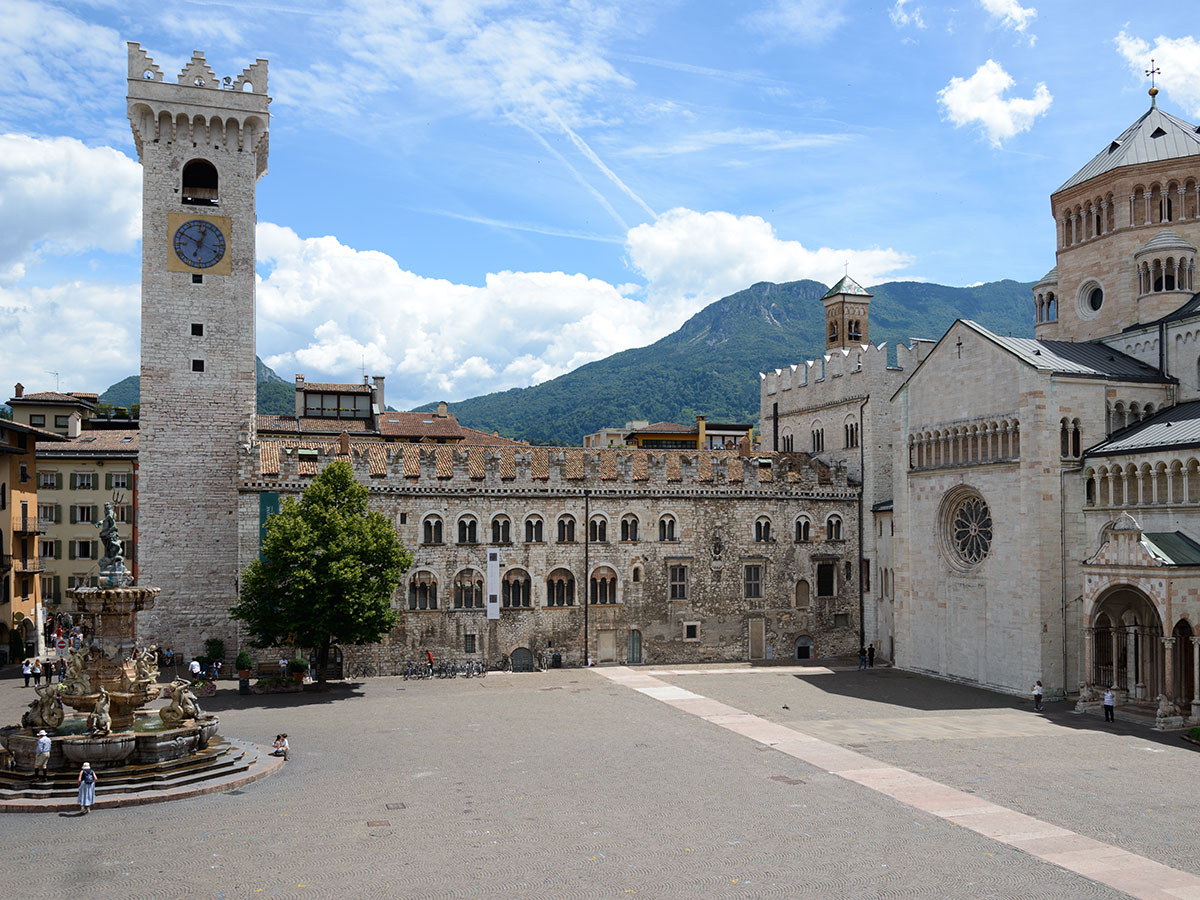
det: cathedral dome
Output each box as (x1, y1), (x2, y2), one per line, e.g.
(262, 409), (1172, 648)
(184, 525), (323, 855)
(1058, 105), (1200, 193)
(1135, 229), (1197, 256)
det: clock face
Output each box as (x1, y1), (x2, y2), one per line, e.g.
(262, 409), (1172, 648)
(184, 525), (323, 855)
(172, 219), (227, 269)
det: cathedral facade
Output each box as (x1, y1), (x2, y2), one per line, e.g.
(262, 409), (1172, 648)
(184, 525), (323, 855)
(764, 94), (1200, 726)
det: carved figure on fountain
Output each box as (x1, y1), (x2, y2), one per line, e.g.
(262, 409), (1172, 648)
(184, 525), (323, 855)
(95, 500), (124, 572)
(60, 647), (93, 696)
(21, 683), (64, 730)
(133, 644), (159, 688)
(88, 688), (112, 736)
(160, 678), (202, 727)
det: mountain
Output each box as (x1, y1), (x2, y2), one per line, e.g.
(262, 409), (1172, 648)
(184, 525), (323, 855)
(415, 278), (1035, 445)
(99, 356), (295, 415)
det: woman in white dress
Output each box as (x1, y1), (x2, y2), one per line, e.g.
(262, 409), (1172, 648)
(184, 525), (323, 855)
(77, 762), (96, 813)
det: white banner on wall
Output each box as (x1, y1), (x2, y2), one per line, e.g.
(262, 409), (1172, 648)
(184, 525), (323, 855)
(486, 549), (500, 620)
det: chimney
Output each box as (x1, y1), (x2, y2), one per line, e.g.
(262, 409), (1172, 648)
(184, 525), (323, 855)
(372, 376), (385, 414)
(67, 411), (82, 439)
(437, 401), (448, 418)
(294, 375), (305, 418)
(696, 415), (706, 450)
(13, 382), (23, 398)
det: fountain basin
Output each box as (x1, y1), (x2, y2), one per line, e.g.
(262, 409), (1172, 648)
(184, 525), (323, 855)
(61, 733), (136, 767)
(135, 729), (198, 765)
(196, 716), (220, 750)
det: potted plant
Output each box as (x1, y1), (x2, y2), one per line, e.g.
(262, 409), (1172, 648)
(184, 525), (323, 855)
(288, 657), (309, 682)
(236, 650), (253, 679)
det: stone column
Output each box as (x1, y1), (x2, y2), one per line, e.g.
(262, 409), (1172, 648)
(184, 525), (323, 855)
(1083, 626), (1095, 691)
(1145, 191), (1152, 225)
(1128, 625), (1141, 697)
(1178, 187), (1187, 220)
(1101, 199), (1110, 233)
(1110, 627), (1121, 691)
(1163, 635), (1176, 702)
(1191, 636), (1200, 723)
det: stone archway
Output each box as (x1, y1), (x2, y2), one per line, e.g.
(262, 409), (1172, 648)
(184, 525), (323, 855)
(1173, 619), (1195, 712)
(1086, 586), (1164, 701)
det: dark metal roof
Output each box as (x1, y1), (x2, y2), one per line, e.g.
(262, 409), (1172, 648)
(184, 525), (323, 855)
(1084, 400), (1200, 457)
(1058, 104), (1200, 193)
(821, 275), (871, 300)
(962, 321), (1170, 383)
(1122, 291), (1200, 332)
(1143, 532), (1200, 566)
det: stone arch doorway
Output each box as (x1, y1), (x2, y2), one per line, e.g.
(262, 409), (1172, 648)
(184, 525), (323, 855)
(794, 635), (814, 660)
(1173, 619), (1195, 712)
(1088, 586), (1164, 700)
(510, 647), (534, 672)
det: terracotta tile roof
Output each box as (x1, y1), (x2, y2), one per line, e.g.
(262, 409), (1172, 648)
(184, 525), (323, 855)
(697, 453), (713, 482)
(757, 460), (773, 482)
(599, 450), (616, 480)
(565, 449), (584, 480)
(70, 392), (100, 402)
(9, 391), (93, 407)
(665, 452), (681, 482)
(298, 452), (320, 475)
(300, 382), (371, 393)
(726, 456), (744, 482)
(260, 442), (280, 475)
(297, 416), (374, 433)
(37, 429), (138, 454)
(499, 448), (516, 479)
(468, 448), (485, 479)
(632, 452), (648, 481)
(531, 448), (549, 480)
(257, 415), (297, 431)
(435, 447), (453, 479)
(366, 443), (388, 477)
(379, 412), (462, 440)
(402, 446), (420, 478)
(457, 426), (527, 446)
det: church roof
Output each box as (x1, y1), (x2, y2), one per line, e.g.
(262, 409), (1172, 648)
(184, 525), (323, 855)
(1058, 105), (1200, 193)
(821, 275), (871, 300)
(1084, 399), (1200, 457)
(1142, 532), (1200, 566)
(961, 321), (1170, 383)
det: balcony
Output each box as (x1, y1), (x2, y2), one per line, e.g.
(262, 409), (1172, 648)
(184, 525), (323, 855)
(14, 515), (45, 535)
(12, 557), (44, 575)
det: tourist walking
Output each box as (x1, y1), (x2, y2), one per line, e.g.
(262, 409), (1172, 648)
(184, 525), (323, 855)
(22, 659), (31, 687)
(1103, 687), (1116, 722)
(56, 658), (66, 683)
(33, 730), (50, 782)
(858, 646), (868, 670)
(867, 645), (876, 668)
(188, 658), (201, 679)
(77, 762), (96, 813)
(31, 659), (42, 686)
(1032, 680), (1043, 711)
(278, 657), (288, 676)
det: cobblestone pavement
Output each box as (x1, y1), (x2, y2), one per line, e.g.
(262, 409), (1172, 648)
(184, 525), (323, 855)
(0, 663), (1187, 900)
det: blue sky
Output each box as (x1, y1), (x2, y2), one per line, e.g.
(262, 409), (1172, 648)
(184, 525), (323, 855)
(3, 1), (1200, 410)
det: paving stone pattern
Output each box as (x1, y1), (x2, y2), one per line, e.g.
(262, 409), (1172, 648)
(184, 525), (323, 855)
(0, 665), (1178, 899)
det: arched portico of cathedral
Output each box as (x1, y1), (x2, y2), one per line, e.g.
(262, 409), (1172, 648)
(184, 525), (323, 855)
(1079, 514), (1200, 727)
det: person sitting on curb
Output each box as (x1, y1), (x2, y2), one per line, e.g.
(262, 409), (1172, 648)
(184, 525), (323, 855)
(271, 734), (289, 760)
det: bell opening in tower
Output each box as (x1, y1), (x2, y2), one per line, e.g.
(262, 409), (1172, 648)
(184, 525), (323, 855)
(182, 159), (219, 206)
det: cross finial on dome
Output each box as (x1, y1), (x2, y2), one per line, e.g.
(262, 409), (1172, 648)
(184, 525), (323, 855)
(1146, 58), (1161, 106)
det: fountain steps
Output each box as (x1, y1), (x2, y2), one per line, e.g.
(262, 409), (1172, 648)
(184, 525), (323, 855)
(0, 739), (285, 812)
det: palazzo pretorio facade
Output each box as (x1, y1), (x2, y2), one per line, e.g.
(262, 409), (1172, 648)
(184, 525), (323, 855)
(764, 89), (1200, 727)
(123, 40), (1200, 721)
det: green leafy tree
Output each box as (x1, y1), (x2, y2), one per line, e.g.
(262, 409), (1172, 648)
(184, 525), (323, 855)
(231, 460), (411, 684)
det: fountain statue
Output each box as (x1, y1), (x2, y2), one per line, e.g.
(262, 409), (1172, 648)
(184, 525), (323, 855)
(21, 683), (64, 731)
(160, 679), (202, 727)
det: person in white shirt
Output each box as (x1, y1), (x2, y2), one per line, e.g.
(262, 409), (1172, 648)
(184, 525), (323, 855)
(1032, 680), (1044, 711)
(278, 657), (288, 675)
(188, 659), (201, 678)
(1103, 687), (1116, 722)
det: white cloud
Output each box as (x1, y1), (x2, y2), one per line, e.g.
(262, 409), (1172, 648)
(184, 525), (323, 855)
(742, 0), (847, 45)
(979, 0), (1036, 34)
(1115, 31), (1200, 118)
(627, 209), (909, 306)
(890, 0), (926, 29)
(622, 128), (850, 158)
(938, 60), (1052, 146)
(0, 280), (139, 400)
(0, 135), (142, 281)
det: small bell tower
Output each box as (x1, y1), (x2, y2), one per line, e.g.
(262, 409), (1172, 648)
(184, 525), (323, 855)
(822, 274), (872, 350)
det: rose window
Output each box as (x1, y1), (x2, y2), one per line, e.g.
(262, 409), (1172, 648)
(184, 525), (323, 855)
(951, 496), (992, 564)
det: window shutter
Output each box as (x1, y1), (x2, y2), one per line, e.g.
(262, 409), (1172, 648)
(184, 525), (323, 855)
(52, 576), (59, 601)
(92, 505), (98, 522)
(70, 473), (77, 489)
(55, 504), (61, 523)
(55, 473), (62, 489)
(70, 506), (76, 524)
(69, 542), (76, 560)
(92, 541), (98, 559)
(105, 473), (112, 490)
(54, 540), (61, 560)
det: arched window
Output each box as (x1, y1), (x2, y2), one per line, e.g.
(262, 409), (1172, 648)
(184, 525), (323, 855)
(457, 516), (477, 544)
(1046, 294), (1056, 321)
(829, 320), (839, 342)
(181, 158), (219, 206)
(659, 515), (676, 541)
(1071, 420), (1082, 458)
(754, 517), (772, 542)
(491, 516), (511, 544)
(826, 515), (843, 541)
(795, 517), (811, 542)
(811, 426), (825, 452)
(632, 566), (641, 583)
(589, 517), (607, 542)
(525, 516), (544, 543)
(795, 579), (811, 609)
(502, 569), (531, 608)
(453, 569), (484, 609)
(590, 566), (618, 604)
(557, 515), (576, 543)
(844, 417), (859, 449)
(422, 516), (443, 545)
(1060, 418), (1071, 457)
(620, 515), (639, 541)
(848, 319), (862, 341)
(546, 569), (575, 606)
(408, 572), (438, 610)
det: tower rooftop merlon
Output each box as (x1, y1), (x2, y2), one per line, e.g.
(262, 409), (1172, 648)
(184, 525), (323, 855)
(126, 42), (270, 175)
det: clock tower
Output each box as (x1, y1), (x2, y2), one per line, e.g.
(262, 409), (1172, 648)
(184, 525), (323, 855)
(126, 43), (269, 653)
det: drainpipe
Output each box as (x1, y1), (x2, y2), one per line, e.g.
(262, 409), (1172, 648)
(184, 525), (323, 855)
(858, 397), (868, 651)
(583, 489), (590, 666)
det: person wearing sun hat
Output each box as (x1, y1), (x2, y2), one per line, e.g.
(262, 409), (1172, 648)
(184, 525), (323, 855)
(77, 762), (96, 813)
(33, 730), (51, 782)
